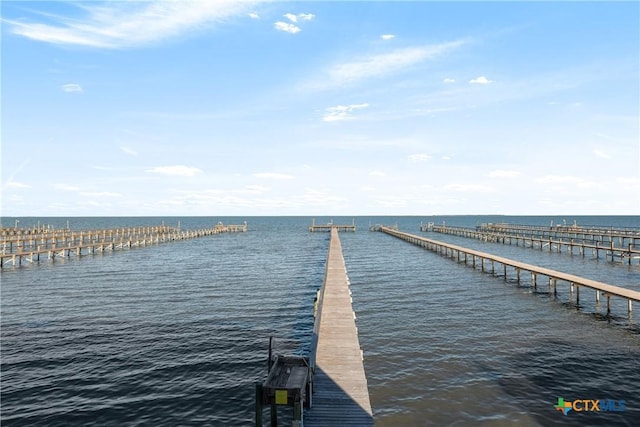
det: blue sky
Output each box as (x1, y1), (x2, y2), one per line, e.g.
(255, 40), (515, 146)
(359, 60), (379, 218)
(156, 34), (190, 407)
(2, 1), (638, 216)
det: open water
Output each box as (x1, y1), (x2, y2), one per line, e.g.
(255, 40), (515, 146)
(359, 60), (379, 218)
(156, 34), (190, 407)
(1, 216), (639, 426)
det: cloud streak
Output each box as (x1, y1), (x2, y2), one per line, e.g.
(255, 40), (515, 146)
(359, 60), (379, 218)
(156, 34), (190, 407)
(146, 165), (203, 177)
(5, 1), (263, 48)
(61, 83), (83, 93)
(469, 76), (494, 84)
(323, 103), (369, 122)
(253, 172), (294, 180)
(314, 40), (466, 89)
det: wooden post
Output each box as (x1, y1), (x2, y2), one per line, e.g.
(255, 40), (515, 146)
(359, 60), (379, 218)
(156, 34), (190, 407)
(270, 404), (277, 426)
(255, 383), (263, 426)
(610, 241), (614, 262)
(531, 271), (538, 289)
(293, 399), (302, 427)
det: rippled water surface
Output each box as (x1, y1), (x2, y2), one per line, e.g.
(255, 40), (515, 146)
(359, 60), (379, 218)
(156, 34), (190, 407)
(2, 216), (639, 426)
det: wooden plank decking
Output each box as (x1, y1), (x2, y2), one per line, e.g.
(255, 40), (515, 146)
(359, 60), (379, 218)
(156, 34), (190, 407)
(306, 227), (373, 425)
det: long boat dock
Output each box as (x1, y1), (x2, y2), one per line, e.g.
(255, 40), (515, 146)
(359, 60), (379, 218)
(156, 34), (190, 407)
(305, 227), (373, 425)
(0, 222), (246, 268)
(476, 222), (640, 242)
(381, 227), (640, 315)
(423, 224), (640, 264)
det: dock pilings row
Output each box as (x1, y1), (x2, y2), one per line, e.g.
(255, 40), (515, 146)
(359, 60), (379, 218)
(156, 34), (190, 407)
(421, 223), (640, 264)
(381, 226), (640, 316)
(0, 222), (247, 269)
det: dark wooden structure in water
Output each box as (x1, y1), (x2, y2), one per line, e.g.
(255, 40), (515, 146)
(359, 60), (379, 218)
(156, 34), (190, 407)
(256, 353), (312, 427)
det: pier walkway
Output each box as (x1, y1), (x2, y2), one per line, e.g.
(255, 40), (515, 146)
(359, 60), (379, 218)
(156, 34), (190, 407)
(305, 227), (373, 425)
(423, 224), (640, 264)
(381, 227), (640, 316)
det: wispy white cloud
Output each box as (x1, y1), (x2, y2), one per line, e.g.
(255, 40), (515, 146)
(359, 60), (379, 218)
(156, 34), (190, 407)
(373, 196), (406, 208)
(323, 103), (369, 122)
(298, 13), (315, 21)
(53, 183), (80, 191)
(284, 13), (298, 22)
(5, 1), (262, 48)
(444, 183), (495, 192)
(61, 83), (83, 93)
(469, 76), (494, 84)
(408, 153), (432, 162)
(120, 146), (137, 156)
(488, 169), (520, 177)
(443, 78), (455, 83)
(253, 172), (294, 180)
(245, 184), (271, 193)
(616, 177), (640, 187)
(249, 12), (260, 19)
(381, 34), (395, 40)
(146, 165), (203, 177)
(593, 149), (611, 159)
(318, 40), (466, 88)
(535, 175), (602, 190)
(80, 191), (122, 197)
(4, 181), (32, 189)
(369, 170), (387, 177)
(302, 188), (346, 206)
(274, 21), (300, 34)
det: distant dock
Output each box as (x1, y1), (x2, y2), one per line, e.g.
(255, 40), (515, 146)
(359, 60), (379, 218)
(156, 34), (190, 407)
(0, 222), (246, 269)
(309, 219), (356, 232)
(422, 223), (640, 264)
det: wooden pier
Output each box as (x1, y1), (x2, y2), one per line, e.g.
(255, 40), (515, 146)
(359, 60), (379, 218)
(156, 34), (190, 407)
(309, 219), (356, 233)
(423, 224), (640, 264)
(305, 227), (373, 425)
(0, 222), (246, 268)
(381, 227), (640, 316)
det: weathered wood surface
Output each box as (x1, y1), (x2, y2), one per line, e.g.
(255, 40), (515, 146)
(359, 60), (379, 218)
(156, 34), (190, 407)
(306, 227), (373, 425)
